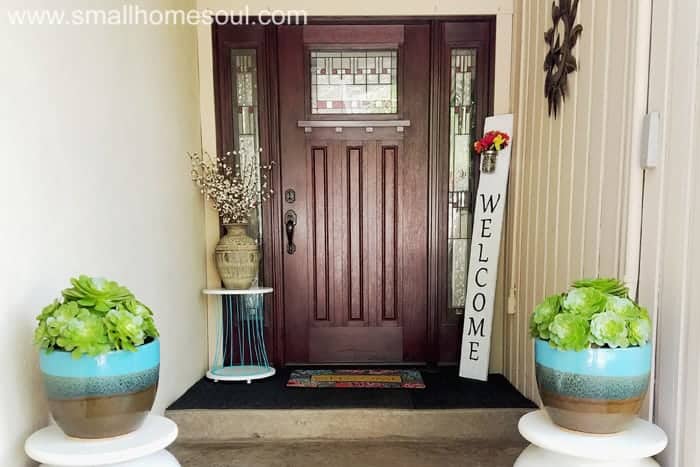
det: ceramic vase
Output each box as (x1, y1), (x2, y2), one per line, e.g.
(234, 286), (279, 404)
(215, 223), (260, 289)
(39, 339), (159, 439)
(535, 338), (651, 434)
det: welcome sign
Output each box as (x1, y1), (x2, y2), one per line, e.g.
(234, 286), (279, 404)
(459, 114), (513, 381)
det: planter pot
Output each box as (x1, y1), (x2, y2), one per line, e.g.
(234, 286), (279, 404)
(481, 149), (498, 173)
(39, 339), (159, 439)
(215, 223), (260, 289)
(535, 338), (651, 434)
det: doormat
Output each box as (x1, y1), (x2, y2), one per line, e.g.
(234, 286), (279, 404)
(286, 369), (425, 389)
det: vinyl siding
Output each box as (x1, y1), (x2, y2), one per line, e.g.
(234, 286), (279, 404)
(503, 0), (648, 402)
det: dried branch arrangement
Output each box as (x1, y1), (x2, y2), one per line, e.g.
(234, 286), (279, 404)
(188, 149), (274, 224)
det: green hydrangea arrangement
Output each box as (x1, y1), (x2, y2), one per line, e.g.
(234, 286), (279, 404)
(35, 276), (159, 358)
(529, 278), (652, 351)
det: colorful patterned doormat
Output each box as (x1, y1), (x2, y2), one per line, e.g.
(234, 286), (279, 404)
(286, 369), (425, 389)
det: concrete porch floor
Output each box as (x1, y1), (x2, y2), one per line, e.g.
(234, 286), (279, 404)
(166, 369), (534, 466)
(170, 439), (526, 467)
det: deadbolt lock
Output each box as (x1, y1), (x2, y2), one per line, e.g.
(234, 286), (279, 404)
(285, 189), (296, 204)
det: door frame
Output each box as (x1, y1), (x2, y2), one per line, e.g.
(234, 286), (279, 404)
(212, 17), (496, 366)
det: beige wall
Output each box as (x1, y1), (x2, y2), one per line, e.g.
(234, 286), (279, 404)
(640, 0), (700, 464)
(196, 0), (514, 372)
(0, 1), (207, 465)
(503, 0), (650, 401)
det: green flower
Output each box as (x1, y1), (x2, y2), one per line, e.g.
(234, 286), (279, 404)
(628, 307), (652, 346)
(45, 301), (81, 338)
(34, 301), (62, 350)
(530, 277), (651, 350)
(53, 307), (111, 358)
(605, 298), (652, 346)
(104, 303), (159, 351)
(548, 313), (589, 351)
(562, 287), (607, 318)
(34, 320), (51, 350)
(529, 295), (562, 340)
(590, 311), (630, 348)
(571, 277), (629, 297)
(121, 300), (159, 340)
(35, 276), (158, 358)
(36, 300), (61, 322)
(605, 296), (640, 319)
(62, 275), (134, 313)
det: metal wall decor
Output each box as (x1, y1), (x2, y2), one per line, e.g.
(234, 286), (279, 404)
(544, 0), (583, 118)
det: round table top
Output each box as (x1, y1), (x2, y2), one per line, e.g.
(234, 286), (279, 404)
(518, 410), (668, 461)
(25, 415), (178, 466)
(202, 287), (273, 295)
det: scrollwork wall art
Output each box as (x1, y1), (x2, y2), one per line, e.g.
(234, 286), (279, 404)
(544, 0), (583, 118)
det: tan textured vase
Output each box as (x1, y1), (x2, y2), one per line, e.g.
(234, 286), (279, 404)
(215, 223), (260, 289)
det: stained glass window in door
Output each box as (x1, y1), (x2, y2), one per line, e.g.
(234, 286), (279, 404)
(232, 50), (260, 168)
(231, 49), (263, 258)
(447, 49), (478, 311)
(310, 49), (398, 114)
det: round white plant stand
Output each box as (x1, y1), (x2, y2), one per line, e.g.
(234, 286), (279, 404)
(25, 415), (179, 467)
(514, 410), (668, 467)
(203, 287), (276, 383)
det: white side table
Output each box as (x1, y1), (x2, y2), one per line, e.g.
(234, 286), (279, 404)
(25, 415), (179, 467)
(514, 410), (667, 467)
(203, 287), (276, 383)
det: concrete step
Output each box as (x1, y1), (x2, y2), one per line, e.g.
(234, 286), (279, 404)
(166, 408), (531, 444)
(169, 439), (527, 467)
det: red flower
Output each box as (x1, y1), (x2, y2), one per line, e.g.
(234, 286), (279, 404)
(473, 130), (510, 154)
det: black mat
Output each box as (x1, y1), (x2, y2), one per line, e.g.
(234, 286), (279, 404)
(167, 367), (536, 410)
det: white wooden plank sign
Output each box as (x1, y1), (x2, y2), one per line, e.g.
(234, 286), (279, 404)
(459, 114), (514, 381)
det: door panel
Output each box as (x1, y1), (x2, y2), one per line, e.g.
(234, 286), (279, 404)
(305, 138), (404, 361)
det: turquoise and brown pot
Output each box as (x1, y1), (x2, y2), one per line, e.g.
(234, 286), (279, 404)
(39, 339), (159, 439)
(535, 338), (651, 434)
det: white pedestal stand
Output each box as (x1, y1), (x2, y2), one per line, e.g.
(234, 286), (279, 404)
(25, 415), (179, 467)
(514, 410), (667, 467)
(203, 287), (276, 384)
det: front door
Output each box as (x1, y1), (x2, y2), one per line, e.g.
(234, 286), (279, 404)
(279, 25), (430, 363)
(213, 20), (494, 365)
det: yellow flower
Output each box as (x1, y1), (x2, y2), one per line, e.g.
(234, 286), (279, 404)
(493, 134), (505, 151)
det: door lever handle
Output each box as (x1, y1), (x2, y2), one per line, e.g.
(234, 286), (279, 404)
(285, 210), (297, 254)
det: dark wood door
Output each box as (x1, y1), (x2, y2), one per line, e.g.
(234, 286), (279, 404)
(213, 20), (494, 365)
(279, 25), (431, 363)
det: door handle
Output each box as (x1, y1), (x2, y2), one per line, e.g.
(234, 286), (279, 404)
(285, 210), (297, 254)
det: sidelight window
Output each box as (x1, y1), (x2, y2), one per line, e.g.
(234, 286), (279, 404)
(309, 49), (398, 114)
(230, 49), (263, 255)
(231, 49), (260, 169)
(447, 48), (478, 311)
